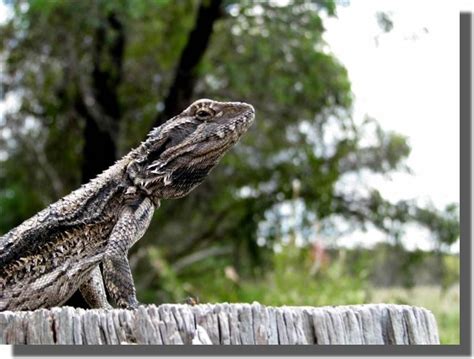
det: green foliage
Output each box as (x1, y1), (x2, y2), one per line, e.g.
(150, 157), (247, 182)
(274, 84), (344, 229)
(375, 11), (394, 33)
(149, 240), (370, 306)
(415, 204), (460, 247)
(138, 239), (459, 344)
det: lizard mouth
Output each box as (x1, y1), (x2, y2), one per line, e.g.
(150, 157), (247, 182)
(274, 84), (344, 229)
(236, 104), (255, 124)
(218, 106), (255, 138)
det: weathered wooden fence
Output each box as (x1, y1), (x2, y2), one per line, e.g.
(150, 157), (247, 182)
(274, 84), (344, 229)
(0, 303), (439, 345)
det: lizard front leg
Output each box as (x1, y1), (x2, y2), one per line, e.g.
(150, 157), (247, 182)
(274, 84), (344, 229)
(103, 256), (138, 309)
(102, 195), (157, 309)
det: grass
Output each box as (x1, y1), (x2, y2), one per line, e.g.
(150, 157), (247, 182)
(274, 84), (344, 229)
(143, 243), (460, 344)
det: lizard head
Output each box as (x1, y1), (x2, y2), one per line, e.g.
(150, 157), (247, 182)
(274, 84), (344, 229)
(128, 99), (255, 199)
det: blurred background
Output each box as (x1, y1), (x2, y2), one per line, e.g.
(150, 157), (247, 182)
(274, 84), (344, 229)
(0, 0), (463, 343)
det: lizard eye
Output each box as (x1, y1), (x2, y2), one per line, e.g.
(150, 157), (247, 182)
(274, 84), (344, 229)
(195, 109), (214, 120)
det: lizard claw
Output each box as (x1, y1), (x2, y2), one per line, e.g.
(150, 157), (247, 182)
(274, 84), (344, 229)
(118, 300), (140, 310)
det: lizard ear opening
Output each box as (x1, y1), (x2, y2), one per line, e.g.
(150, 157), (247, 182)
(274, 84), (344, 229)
(145, 120), (202, 172)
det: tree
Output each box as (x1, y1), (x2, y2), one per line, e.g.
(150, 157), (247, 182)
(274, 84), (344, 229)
(0, 0), (459, 303)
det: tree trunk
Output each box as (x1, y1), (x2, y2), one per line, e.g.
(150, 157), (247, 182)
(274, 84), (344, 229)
(0, 303), (439, 345)
(154, 0), (223, 127)
(79, 12), (125, 183)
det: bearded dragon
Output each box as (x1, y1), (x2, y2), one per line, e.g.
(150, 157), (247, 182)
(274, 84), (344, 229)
(0, 99), (255, 311)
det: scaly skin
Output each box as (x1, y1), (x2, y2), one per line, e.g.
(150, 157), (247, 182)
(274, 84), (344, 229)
(0, 99), (255, 311)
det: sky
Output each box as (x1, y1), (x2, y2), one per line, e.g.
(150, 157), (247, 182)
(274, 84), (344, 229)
(316, 0), (473, 251)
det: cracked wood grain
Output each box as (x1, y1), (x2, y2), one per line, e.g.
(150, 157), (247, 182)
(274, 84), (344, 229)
(0, 303), (439, 345)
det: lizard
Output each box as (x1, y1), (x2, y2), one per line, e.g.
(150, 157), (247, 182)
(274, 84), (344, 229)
(0, 99), (255, 311)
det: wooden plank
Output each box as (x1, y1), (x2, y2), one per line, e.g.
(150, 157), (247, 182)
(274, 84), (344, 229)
(0, 303), (440, 345)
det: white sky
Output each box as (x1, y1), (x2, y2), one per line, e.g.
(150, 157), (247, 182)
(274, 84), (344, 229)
(321, 1), (474, 251)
